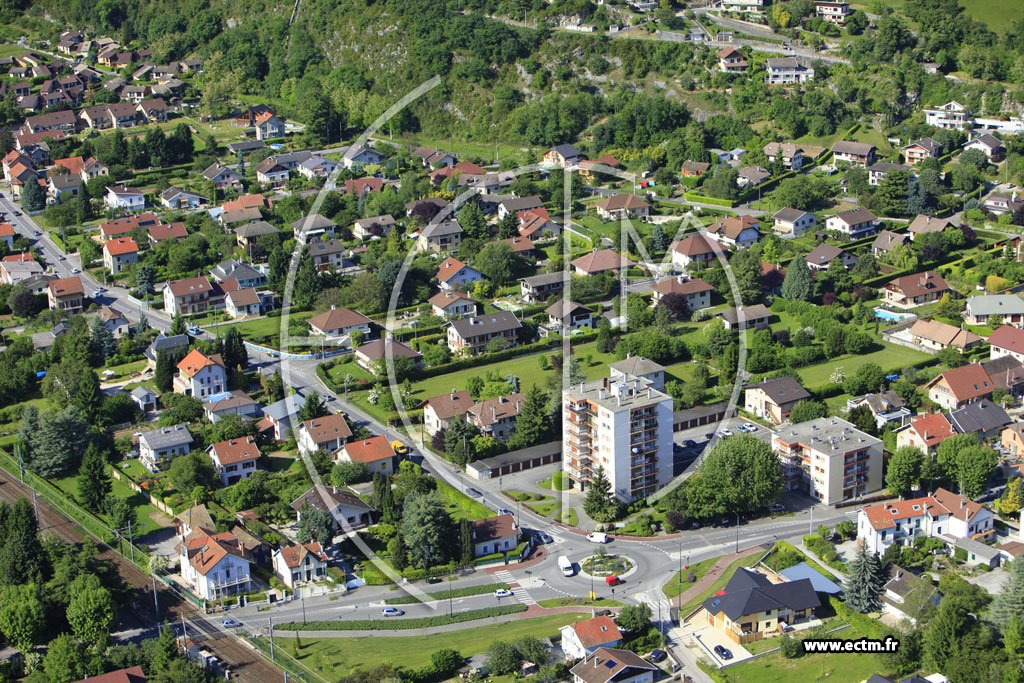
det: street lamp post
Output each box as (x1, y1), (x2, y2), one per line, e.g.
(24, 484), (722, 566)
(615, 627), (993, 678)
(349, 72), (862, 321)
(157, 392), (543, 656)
(735, 512), (740, 553)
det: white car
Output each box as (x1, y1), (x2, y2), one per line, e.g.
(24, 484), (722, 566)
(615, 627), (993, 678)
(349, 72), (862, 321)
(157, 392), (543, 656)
(587, 532), (608, 544)
(71, 267), (81, 274)
(742, 423), (757, 432)
(221, 618), (241, 628)
(95, 286), (106, 294)
(718, 428), (733, 437)
(494, 588), (513, 598)
(381, 607), (404, 617)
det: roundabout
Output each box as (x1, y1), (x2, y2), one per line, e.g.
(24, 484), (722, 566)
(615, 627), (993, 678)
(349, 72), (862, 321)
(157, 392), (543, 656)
(578, 552), (638, 581)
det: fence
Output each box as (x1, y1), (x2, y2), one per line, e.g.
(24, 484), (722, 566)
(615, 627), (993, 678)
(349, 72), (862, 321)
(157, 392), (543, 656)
(242, 340), (351, 360)
(110, 466), (176, 517)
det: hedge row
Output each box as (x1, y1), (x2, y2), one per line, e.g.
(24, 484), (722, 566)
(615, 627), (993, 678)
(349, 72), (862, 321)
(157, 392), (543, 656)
(829, 596), (886, 638)
(384, 582), (510, 605)
(275, 604), (528, 631)
(683, 191), (737, 208)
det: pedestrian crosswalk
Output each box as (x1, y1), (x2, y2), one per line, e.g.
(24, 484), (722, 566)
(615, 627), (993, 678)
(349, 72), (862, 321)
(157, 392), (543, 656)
(493, 569), (537, 606)
(634, 591), (673, 628)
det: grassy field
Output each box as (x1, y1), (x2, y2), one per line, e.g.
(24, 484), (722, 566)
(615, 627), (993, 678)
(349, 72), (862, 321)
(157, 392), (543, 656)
(526, 500), (562, 516)
(376, 134), (526, 165)
(662, 556), (721, 599)
(796, 342), (931, 389)
(435, 479), (495, 521)
(291, 613), (589, 677)
(718, 623), (883, 682)
(556, 508), (578, 526)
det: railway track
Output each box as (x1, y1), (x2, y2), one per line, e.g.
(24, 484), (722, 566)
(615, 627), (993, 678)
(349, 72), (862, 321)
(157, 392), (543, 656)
(0, 467), (288, 682)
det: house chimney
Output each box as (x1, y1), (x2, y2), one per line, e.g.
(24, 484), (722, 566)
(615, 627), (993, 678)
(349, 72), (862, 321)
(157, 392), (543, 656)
(594, 657), (601, 668)
(492, 406), (497, 421)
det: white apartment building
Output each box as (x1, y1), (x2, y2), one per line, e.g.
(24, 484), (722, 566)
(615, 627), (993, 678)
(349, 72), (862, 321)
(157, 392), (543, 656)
(772, 417), (883, 506)
(563, 376), (674, 503)
(857, 488), (995, 555)
(924, 101), (972, 130)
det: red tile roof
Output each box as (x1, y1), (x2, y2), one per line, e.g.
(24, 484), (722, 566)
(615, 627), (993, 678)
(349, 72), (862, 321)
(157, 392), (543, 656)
(177, 349), (224, 378)
(343, 436), (395, 463)
(179, 529), (247, 575)
(73, 665), (147, 683)
(423, 390), (475, 420)
(210, 436), (260, 465)
(928, 363), (993, 403)
(301, 414), (352, 445)
(887, 270), (952, 299)
(905, 413), (954, 448)
(147, 221), (187, 242)
(571, 249), (635, 274)
(277, 542), (326, 568)
(571, 615), (623, 648)
(673, 233), (719, 257)
(167, 275), (215, 298)
(862, 496), (947, 532)
(307, 307), (371, 333)
(49, 275), (83, 297)
(989, 325), (1024, 356)
(436, 256), (475, 283)
(470, 513), (517, 543)
(104, 236), (138, 255)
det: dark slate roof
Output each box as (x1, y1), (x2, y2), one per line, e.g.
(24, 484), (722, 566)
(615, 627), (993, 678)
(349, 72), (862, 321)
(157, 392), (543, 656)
(145, 333), (189, 361)
(947, 398), (1011, 435)
(700, 568), (820, 621)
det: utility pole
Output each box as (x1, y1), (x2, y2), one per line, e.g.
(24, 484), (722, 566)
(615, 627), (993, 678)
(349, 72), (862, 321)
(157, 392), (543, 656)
(152, 575), (159, 618)
(301, 595), (306, 624)
(735, 512), (740, 553)
(128, 519), (135, 563)
(269, 617), (275, 660)
(17, 444), (23, 481)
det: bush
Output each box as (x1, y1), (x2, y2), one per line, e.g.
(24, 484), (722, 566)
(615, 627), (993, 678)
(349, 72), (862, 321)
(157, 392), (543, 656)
(803, 534), (844, 570)
(780, 634), (802, 658)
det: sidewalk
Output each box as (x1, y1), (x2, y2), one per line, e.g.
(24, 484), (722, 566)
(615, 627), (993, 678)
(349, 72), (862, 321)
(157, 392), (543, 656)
(668, 545), (766, 608)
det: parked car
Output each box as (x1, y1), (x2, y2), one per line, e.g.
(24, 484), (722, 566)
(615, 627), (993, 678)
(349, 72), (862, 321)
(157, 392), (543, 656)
(493, 588), (513, 598)
(467, 488), (483, 498)
(187, 326), (202, 335)
(739, 423), (757, 432)
(587, 532), (608, 543)
(95, 286), (106, 294)
(391, 440), (409, 455)
(717, 429), (733, 437)
(649, 649), (667, 663)
(57, 254), (65, 261)
(221, 619), (241, 628)
(498, 507), (513, 516)
(605, 575), (622, 586)
(381, 607), (405, 617)
(682, 439), (697, 448)
(13, 211), (20, 216)
(71, 267), (80, 273)
(714, 645), (733, 660)
(768, 503), (786, 513)
(32, 229), (40, 236)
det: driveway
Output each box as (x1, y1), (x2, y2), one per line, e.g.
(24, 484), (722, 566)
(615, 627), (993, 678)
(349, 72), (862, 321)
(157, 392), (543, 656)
(966, 566), (1010, 595)
(687, 620), (753, 667)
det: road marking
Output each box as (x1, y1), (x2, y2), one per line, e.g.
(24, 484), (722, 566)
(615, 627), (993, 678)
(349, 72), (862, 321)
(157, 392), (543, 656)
(494, 569), (537, 605)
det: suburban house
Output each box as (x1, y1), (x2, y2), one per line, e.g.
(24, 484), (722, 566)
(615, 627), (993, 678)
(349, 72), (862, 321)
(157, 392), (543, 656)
(737, 165), (770, 187)
(544, 299), (593, 333)
(924, 101), (971, 129)
(47, 276), (84, 313)
(846, 391), (912, 430)
(764, 57), (815, 85)
(884, 271), (954, 308)
(896, 412), (954, 453)
(411, 146), (457, 168)
(423, 390), (476, 437)
(178, 528), (252, 600)
(867, 161), (910, 186)
(307, 306), (372, 342)
(292, 213), (338, 243)
(964, 133), (1006, 161)
(469, 513), (519, 558)
(880, 565), (941, 625)
(903, 137), (942, 165)
(983, 355), (1024, 399)
(984, 191), (1024, 216)
(254, 112), (285, 140)
(763, 142), (804, 169)
(902, 318), (982, 353)
(593, 193), (650, 220)
(342, 144), (385, 169)
(436, 256), (482, 290)
(824, 207), (878, 239)
(830, 141), (877, 166)
(297, 414), (353, 456)
(872, 230), (911, 257)
(446, 311), (521, 356)
(815, 1), (853, 23)
(947, 399), (1011, 441)
(235, 221), (281, 251)
(684, 567), (820, 644)
(130, 386), (158, 413)
(261, 394), (307, 441)
(718, 46), (747, 73)
(559, 616), (624, 661)
(772, 207), (817, 237)
(102, 237), (138, 274)
(672, 233), (720, 271)
(104, 186), (145, 212)
(255, 158), (290, 186)
(571, 249), (635, 276)
(1002, 423), (1024, 456)
(98, 306), (130, 338)
(307, 239), (348, 273)
(649, 276), (713, 312)
(498, 196), (544, 221)
(568, 649), (658, 683)
(173, 349), (227, 399)
(924, 362), (994, 410)
(100, 213), (160, 239)
(804, 243), (856, 271)
(147, 222), (189, 245)
(352, 214), (396, 240)
(988, 325), (1024, 363)
(203, 390), (261, 424)
(225, 288), (264, 318)
(519, 272), (564, 304)
(681, 160), (712, 177)
(138, 424), (192, 472)
(964, 295), (1024, 327)
(857, 488), (995, 554)
(272, 543), (328, 588)
(722, 303), (772, 331)
(429, 290), (478, 318)
(772, 417), (883, 504)
(338, 436), (401, 477)
(354, 338), (422, 373)
(208, 436), (261, 486)
(467, 393), (525, 441)
(144, 333), (188, 368)
(211, 260), (267, 290)
(543, 144), (582, 168)
(744, 377), (811, 424)
(608, 356), (666, 391)
(163, 276), (222, 316)
(708, 215), (761, 249)
(416, 220), (464, 253)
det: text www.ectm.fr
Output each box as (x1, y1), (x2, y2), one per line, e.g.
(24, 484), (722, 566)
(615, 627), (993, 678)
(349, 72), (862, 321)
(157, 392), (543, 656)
(802, 637), (900, 654)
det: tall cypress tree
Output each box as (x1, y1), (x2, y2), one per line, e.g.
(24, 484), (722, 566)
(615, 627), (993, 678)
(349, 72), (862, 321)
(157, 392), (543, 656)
(77, 442), (111, 513)
(170, 313), (186, 336)
(154, 350), (173, 393)
(74, 370), (102, 424)
(843, 544), (885, 613)
(0, 498), (47, 586)
(460, 519), (474, 567)
(780, 254), (813, 301)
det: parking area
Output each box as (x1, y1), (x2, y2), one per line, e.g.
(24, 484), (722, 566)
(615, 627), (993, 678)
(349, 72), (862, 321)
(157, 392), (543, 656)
(673, 417), (773, 475)
(688, 621), (754, 667)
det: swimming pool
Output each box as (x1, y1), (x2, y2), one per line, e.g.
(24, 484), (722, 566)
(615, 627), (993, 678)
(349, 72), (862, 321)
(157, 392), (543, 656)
(874, 308), (913, 322)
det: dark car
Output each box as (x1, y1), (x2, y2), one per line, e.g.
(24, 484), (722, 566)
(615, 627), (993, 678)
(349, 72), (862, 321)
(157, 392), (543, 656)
(682, 439), (697, 448)
(467, 488), (483, 498)
(714, 645), (732, 660)
(649, 649), (667, 663)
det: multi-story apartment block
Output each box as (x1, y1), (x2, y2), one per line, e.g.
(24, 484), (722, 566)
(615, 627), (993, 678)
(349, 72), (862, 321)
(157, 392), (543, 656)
(772, 417), (883, 505)
(563, 376), (674, 503)
(163, 276), (223, 316)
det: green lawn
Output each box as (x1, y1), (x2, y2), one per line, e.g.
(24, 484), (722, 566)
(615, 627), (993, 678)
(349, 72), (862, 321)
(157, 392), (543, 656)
(719, 623), (885, 682)
(101, 360), (147, 381)
(536, 597), (623, 608)
(503, 491), (551, 503)
(662, 556), (721, 599)
(289, 613), (589, 677)
(526, 500), (562, 517)
(435, 480), (495, 521)
(214, 313), (311, 341)
(557, 508), (578, 526)
(797, 342), (931, 389)
(375, 134), (525, 165)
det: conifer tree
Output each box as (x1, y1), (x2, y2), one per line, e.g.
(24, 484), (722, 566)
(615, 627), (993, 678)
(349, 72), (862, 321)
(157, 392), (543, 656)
(843, 544), (885, 613)
(780, 254), (813, 301)
(77, 442), (111, 514)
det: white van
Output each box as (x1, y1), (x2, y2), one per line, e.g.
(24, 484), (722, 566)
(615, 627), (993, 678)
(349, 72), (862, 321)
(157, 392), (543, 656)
(558, 555), (574, 577)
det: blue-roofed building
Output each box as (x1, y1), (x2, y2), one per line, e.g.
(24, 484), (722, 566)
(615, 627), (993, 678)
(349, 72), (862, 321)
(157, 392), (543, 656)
(779, 562), (843, 595)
